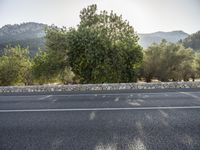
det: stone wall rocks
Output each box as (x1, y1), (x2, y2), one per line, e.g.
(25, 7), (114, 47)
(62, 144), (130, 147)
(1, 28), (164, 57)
(0, 82), (200, 93)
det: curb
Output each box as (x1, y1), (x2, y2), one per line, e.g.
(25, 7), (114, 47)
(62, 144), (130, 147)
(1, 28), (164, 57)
(0, 82), (200, 93)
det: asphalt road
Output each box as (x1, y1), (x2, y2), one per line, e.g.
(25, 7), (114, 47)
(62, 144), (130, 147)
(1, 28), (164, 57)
(1, 89), (200, 150)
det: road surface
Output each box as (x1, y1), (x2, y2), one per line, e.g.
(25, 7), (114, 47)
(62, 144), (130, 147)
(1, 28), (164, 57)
(0, 89), (200, 150)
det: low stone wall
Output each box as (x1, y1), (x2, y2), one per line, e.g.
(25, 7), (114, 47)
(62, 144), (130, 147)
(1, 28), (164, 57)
(0, 82), (200, 93)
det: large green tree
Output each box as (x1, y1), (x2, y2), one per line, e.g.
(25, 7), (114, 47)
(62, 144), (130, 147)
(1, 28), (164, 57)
(67, 4), (143, 83)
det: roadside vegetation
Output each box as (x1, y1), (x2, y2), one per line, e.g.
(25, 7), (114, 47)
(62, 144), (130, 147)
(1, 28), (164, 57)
(0, 4), (200, 86)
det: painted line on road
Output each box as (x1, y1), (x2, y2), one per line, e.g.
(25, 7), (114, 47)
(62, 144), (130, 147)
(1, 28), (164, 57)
(0, 91), (198, 98)
(1, 106), (200, 113)
(39, 95), (52, 100)
(0, 93), (143, 97)
(180, 92), (200, 100)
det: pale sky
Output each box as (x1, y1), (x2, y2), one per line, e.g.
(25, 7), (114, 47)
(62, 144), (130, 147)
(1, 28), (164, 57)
(0, 0), (200, 33)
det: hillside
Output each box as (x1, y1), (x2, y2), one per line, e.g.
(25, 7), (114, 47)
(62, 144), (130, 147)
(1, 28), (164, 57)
(180, 31), (200, 51)
(138, 31), (189, 48)
(0, 22), (46, 56)
(0, 22), (196, 54)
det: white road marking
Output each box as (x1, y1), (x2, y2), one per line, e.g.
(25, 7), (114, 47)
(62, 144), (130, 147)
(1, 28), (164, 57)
(164, 93), (169, 96)
(51, 99), (57, 103)
(0, 93), (137, 97)
(179, 92), (200, 100)
(1, 106), (200, 113)
(39, 95), (52, 100)
(0, 91), (199, 98)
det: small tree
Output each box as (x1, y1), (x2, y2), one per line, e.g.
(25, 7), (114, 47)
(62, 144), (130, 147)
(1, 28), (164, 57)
(32, 49), (50, 84)
(0, 46), (33, 85)
(142, 41), (195, 82)
(141, 43), (162, 82)
(41, 25), (74, 84)
(0, 56), (19, 85)
(175, 47), (195, 81)
(45, 25), (69, 76)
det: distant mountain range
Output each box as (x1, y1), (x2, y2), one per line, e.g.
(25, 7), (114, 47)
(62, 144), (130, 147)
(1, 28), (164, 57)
(0, 22), (199, 56)
(138, 31), (189, 48)
(0, 22), (46, 56)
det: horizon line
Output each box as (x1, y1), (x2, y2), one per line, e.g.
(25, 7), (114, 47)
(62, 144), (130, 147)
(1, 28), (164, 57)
(0, 22), (196, 35)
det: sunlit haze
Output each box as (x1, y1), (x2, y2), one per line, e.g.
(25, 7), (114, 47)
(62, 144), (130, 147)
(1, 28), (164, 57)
(0, 0), (200, 33)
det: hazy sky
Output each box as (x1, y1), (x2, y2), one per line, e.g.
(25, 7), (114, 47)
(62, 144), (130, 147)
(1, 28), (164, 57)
(0, 0), (200, 33)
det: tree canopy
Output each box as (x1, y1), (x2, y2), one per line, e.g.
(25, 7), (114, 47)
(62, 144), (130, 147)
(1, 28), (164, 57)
(67, 4), (143, 83)
(180, 31), (200, 51)
(142, 40), (195, 82)
(32, 25), (74, 84)
(0, 46), (32, 85)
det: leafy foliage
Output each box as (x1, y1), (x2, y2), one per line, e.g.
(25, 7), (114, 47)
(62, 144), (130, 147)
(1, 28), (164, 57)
(194, 52), (200, 79)
(32, 49), (50, 84)
(32, 26), (74, 84)
(45, 25), (69, 75)
(142, 40), (195, 82)
(67, 4), (143, 83)
(180, 31), (200, 51)
(0, 46), (32, 85)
